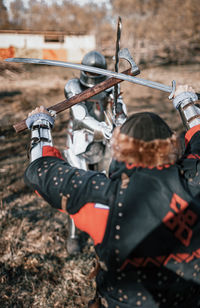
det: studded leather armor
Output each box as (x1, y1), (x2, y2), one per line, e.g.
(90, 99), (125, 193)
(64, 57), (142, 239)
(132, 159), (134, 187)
(25, 123), (200, 307)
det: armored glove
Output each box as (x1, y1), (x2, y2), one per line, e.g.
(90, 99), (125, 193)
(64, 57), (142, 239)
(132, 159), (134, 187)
(172, 85), (200, 130)
(26, 108), (56, 129)
(99, 121), (113, 140)
(173, 92), (198, 109)
(111, 94), (127, 127)
(26, 107), (56, 162)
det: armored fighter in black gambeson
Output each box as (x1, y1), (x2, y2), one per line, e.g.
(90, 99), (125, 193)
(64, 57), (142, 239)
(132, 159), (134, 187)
(24, 83), (200, 307)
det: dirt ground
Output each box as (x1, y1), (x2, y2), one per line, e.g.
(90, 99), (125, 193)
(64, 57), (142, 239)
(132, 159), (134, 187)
(0, 60), (200, 307)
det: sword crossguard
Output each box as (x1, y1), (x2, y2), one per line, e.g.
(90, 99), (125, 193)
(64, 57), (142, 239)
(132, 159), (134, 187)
(118, 48), (140, 75)
(168, 80), (176, 100)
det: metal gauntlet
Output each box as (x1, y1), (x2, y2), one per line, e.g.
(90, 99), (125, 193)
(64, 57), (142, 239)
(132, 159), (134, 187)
(29, 119), (53, 162)
(114, 95), (127, 126)
(110, 88), (127, 126)
(173, 92), (199, 130)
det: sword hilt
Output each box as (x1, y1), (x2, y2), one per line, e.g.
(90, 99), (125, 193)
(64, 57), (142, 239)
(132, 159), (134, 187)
(169, 80), (200, 101)
(168, 80), (176, 100)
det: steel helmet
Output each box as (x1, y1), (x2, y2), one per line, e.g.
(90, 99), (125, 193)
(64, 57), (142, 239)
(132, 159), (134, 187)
(80, 50), (107, 87)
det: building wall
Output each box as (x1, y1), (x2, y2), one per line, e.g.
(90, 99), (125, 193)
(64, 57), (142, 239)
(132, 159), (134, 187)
(0, 33), (96, 62)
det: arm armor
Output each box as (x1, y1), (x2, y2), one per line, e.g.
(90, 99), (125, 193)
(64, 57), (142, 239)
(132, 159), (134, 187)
(65, 77), (111, 140)
(173, 92), (200, 130)
(29, 119), (53, 162)
(72, 103), (111, 140)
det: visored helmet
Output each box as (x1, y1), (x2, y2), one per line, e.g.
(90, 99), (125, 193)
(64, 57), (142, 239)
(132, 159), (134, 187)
(80, 50), (107, 87)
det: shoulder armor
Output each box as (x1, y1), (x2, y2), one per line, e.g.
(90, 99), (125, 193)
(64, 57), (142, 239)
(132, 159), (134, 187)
(64, 78), (83, 99)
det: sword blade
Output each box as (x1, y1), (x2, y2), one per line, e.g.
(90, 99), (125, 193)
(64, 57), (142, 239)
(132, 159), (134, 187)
(5, 57), (172, 94)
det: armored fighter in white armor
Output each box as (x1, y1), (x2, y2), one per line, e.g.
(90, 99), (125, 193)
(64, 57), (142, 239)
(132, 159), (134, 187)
(63, 50), (127, 254)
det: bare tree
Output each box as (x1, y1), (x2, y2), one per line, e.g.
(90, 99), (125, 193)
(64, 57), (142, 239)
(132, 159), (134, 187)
(111, 0), (200, 42)
(6, 0), (109, 34)
(9, 0), (28, 29)
(0, 0), (9, 29)
(2, 0), (200, 65)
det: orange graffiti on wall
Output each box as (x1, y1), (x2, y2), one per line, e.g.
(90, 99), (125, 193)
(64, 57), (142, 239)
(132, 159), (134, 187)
(43, 49), (67, 61)
(0, 46), (15, 60)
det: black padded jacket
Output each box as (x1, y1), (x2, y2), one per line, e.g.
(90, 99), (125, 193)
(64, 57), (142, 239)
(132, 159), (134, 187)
(24, 125), (200, 308)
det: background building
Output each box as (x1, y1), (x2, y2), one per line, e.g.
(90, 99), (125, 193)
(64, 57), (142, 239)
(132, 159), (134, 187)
(0, 30), (96, 62)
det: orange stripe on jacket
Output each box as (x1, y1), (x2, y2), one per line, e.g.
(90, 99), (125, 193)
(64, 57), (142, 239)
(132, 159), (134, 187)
(42, 145), (63, 159)
(185, 124), (200, 147)
(71, 203), (109, 245)
(41, 147), (109, 244)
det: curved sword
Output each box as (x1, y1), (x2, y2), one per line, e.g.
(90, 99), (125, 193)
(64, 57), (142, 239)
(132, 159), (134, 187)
(5, 55), (175, 98)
